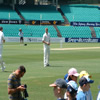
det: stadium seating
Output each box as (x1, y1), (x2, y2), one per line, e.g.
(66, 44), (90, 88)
(61, 4), (100, 22)
(0, 4), (99, 39)
(94, 27), (100, 38)
(0, 24), (92, 38)
(57, 26), (92, 38)
(0, 24), (57, 37)
(16, 5), (64, 22)
(0, 5), (21, 20)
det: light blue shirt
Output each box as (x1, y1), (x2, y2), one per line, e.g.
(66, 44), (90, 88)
(77, 90), (86, 100)
(18, 32), (23, 37)
(77, 86), (93, 100)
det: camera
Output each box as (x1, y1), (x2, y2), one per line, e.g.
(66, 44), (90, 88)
(23, 84), (29, 98)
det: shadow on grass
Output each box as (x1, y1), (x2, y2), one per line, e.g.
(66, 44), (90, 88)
(3, 70), (13, 73)
(48, 65), (64, 67)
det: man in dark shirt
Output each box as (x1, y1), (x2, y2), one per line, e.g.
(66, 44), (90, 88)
(7, 65), (26, 100)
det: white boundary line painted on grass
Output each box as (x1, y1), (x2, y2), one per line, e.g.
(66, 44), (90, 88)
(51, 47), (100, 51)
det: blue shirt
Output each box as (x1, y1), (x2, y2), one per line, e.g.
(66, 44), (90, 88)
(78, 86), (93, 100)
(18, 32), (23, 37)
(64, 74), (69, 83)
(77, 91), (87, 100)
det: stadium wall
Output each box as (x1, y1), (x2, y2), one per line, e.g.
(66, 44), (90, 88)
(5, 37), (100, 43)
(5, 37), (65, 43)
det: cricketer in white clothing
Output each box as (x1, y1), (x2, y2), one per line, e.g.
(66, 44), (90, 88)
(0, 27), (5, 71)
(42, 28), (50, 67)
(97, 90), (100, 100)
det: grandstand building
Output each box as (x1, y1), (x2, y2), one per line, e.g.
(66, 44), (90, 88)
(0, 0), (100, 42)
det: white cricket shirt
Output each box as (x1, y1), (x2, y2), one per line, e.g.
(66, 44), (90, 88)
(0, 31), (5, 44)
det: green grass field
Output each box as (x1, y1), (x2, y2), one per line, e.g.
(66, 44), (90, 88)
(0, 42), (100, 100)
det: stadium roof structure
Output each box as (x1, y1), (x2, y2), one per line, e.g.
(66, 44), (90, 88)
(1, 0), (99, 6)
(1, 0), (61, 10)
(1, 0), (59, 5)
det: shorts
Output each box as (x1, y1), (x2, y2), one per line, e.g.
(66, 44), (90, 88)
(20, 37), (23, 41)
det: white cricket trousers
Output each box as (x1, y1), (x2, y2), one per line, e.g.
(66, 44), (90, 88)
(0, 45), (4, 70)
(44, 45), (50, 66)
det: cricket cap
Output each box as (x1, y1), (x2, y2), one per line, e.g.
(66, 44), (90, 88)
(68, 68), (79, 77)
(67, 80), (78, 92)
(79, 70), (92, 79)
(49, 78), (67, 89)
(79, 76), (94, 87)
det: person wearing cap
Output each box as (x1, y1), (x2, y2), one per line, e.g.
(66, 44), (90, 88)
(78, 71), (93, 100)
(18, 28), (24, 44)
(64, 68), (79, 83)
(64, 68), (79, 99)
(66, 80), (78, 100)
(49, 78), (67, 100)
(0, 26), (5, 71)
(76, 76), (94, 100)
